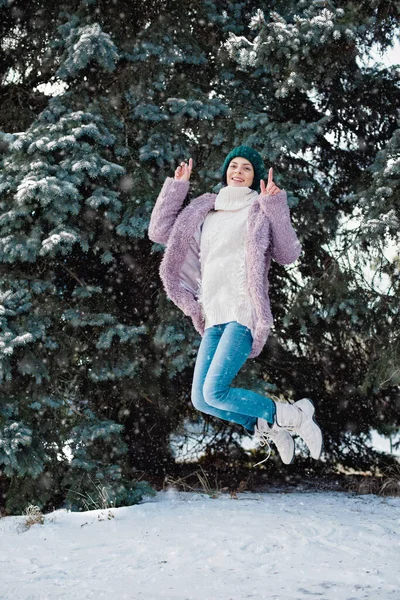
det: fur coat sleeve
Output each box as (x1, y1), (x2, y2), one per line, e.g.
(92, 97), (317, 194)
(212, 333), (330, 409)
(259, 191), (302, 264)
(148, 177), (190, 245)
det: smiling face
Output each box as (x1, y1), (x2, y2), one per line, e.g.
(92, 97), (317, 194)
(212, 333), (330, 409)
(226, 157), (254, 188)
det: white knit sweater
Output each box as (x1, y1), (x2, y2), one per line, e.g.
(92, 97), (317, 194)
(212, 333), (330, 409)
(198, 185), (259, 331)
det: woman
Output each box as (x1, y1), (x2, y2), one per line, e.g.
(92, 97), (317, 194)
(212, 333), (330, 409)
(148, 146), (322, 465)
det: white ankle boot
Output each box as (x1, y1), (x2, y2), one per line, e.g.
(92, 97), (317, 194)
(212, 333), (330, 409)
(254, 418), (295, 465)
(275, 399), (323, 460)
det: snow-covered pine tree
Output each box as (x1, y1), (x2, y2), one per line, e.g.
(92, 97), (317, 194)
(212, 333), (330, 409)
(224, 0), (399, 465)
(0, 0), (241, 511)
(1, 0), (398, 499)
(0, 9), (155, 512)
(351, 124), (400, 450)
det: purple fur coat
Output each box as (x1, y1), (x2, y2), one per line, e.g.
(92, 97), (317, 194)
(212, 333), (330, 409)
(148, 177), (302, 359)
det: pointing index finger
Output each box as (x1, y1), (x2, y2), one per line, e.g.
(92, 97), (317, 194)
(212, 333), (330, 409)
(268, 167), (273, 185)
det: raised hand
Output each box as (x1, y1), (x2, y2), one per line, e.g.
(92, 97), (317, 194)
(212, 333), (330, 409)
(174, 158), (193, 182)
(260, 167), (282, 196)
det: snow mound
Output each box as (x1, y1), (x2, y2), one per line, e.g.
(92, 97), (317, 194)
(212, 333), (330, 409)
(0, 490), (399, 599)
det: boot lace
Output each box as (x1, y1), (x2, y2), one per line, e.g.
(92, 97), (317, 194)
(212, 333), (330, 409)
(253, 428), (272, 467)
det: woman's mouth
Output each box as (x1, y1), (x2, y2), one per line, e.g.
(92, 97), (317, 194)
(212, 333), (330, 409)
(231, 177), (244, 182)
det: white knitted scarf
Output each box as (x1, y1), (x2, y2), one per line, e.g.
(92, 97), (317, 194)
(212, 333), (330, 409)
(214, 185), (258, 211)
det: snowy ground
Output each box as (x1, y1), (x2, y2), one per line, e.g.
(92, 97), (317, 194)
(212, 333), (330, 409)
(1, 490), (399, 600)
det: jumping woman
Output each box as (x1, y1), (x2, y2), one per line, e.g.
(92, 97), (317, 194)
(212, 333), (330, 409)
(148, 146), (323, 465)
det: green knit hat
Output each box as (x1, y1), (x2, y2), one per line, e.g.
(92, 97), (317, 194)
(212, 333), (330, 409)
(221, 145), (266, 191)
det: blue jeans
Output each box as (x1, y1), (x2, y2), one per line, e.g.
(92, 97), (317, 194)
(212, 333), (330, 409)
(191, 321), (276, 433)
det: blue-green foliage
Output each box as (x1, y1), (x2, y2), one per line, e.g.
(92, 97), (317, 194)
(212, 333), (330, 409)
(0, 421), (37, 477)
(56, 22), (119, 79)
(0, 281), (56, 383)
(358, 125), (400, 240)
(64, 409), (156, 511)
(0, 12), (154, 513)
(0, 98), (125, 263)
(0, 0), (398, 508)
(125, 38), (207, 66)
